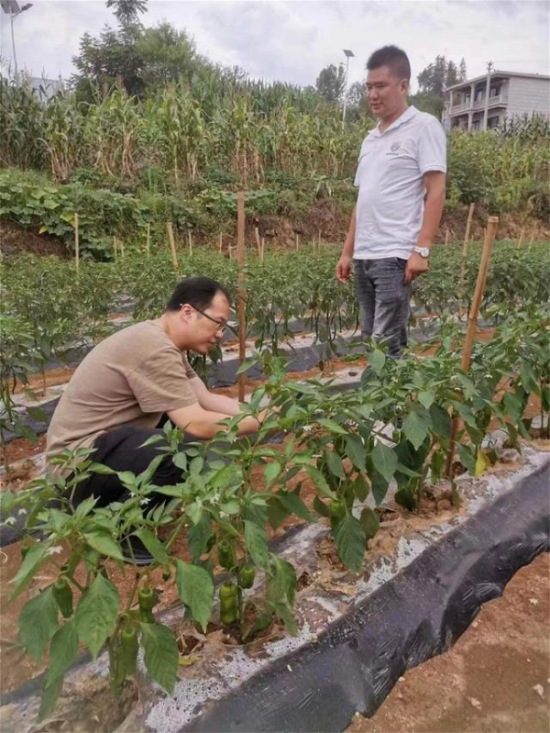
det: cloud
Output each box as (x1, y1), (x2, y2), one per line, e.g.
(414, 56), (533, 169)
(2, 0), (548, 87)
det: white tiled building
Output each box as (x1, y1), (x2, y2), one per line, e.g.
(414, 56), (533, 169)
(443, 71), (550, 131)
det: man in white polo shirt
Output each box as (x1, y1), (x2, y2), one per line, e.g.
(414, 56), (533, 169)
(336, 45), (446, 358)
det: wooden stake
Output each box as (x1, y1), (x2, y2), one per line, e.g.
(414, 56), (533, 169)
(74, 213), (79, 273)
(237, 192), (246, 403)
(446, 216), (499, 477)
(516, 226), (525, 250)
(463, 202), (475, 249)
(444, 230), (450, 246)
(254, 226), (261, 257)
(295, 233), (299, 251)
(166, 222), (178, 271)
(188, 231), (193, 257)
(145, 223), (151, 257)
(260, 237), (265, 264)
(218, 232), (223, 254)
(317, 230), (322, 254)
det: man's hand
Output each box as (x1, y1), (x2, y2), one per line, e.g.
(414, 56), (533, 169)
(336, 254), (353, 283)
(404, 252), (429, 284)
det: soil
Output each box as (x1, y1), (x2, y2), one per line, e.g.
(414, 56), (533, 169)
(347, 551), (550, 733)
(2, 207), (549, 261)
(0, 221), (70, 259)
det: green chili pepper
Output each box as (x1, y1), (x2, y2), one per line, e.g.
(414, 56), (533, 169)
(217, 541), (236, 570)
(219, 581), (239, 625)
(329, 499), (346, 521)
(138, 586), (157, 622)
(237, 565), (256, 590)
(138, 586), (157, 611)
(52, 577), (73, 618)
(120, 625), (139, 676)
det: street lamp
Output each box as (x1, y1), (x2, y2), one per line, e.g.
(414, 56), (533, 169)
(342, 48), (355, 126)
(1, 0), (33, 80)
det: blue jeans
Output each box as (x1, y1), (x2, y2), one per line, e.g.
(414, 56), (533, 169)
(354, 258), (411, 358)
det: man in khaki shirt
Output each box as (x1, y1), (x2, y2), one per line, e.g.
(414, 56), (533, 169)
(47, 277), (271, 561)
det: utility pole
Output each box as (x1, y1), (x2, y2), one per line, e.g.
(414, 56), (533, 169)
(483, 61), (493, 131)
(342, 48), (355, 127)
(1, 0), (33, 80)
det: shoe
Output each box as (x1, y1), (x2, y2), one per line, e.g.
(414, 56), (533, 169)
(121, 534), (155, 566)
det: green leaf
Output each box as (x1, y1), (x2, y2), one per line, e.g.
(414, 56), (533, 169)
(326, 450), (344, 479)
(368, 349), (386, 375)
(403, 406), (432, 451)
(429, 403), (452, 441)
(83, 530), (124, 561)
(333, 515), (366, 573)
(417, 391), (435, 409)
(38, 673), (64, 722)
(45, 621), (79, 684)
(175, 560), (214, 632)
(316, 418), (348, 435)
(9, 543), (50, 601)
(134, 528), (170, 565)
(266, 555), (297, 607)
(302, 465), (336, 498)
(187, 514), (214, 563)
(74, 574), (119, 659)
(360, 507), (380, 540)
(371, 442), (397, 483)
(263, 461), (282, 487)
(19, 586), (59, 661)
(313, 495), (331, 518)
(140, 622), (179, 694)
(275, 492), (314, 523)
(244, 520), (269, 568)
(345, 434), (366, 471)
(370, 470), (389, 505)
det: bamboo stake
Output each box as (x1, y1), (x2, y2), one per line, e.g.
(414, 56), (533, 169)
(145, 223), (151, 257)
(445, 216), (499, 477)
(295, 233), (299, 251)
(74, 213), (79, 273)
(260, 237), (265, 264)
(188, 231), (193, 257)
(254, 226), (261, 257)
(218, 232), (223, 254)
(516, 226), (525, 250)
(444, 230), (450, 246)
(166, 222), (178, 271)
(237, 192), (246, 403)
(463, 202), (475, 249)
(113, 235), (118, 262)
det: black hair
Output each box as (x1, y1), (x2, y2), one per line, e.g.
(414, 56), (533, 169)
(367, 45), (411, 82)
(166, 277), (232, 311)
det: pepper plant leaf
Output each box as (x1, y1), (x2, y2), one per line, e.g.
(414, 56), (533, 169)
(175, 559), (214, 632)
(19, 586), (59, 661)
(140, 622), (179, 694)
(74, 574), (119, 659)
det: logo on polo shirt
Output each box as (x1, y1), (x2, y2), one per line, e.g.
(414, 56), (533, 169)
(386, 141), (402, 156)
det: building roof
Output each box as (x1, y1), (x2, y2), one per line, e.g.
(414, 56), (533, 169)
(445, 70), (550, 93)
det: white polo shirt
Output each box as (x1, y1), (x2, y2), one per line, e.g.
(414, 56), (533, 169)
(353, 106), (447, 260)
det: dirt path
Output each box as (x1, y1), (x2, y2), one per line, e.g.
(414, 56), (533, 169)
(348, 552), (550, 733)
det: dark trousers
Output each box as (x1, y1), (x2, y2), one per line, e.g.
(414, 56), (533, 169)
(69, 421), (202, 508)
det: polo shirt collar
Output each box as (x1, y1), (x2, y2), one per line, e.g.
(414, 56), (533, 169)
(373, 105), (418, 136)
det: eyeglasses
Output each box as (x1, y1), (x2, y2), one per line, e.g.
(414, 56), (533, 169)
(181, 304), (236, 335)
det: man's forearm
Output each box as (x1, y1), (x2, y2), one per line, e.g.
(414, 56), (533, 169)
(200, 390), (241, 416)
(417, 181), (445, 248)
(341, 206), (357, 256)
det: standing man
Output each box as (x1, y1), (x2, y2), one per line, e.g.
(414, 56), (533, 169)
(336, 45), (446, 358)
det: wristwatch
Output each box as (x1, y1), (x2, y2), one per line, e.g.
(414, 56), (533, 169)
(413, 246), (430, 258)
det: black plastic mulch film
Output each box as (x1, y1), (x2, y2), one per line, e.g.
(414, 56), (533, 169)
(182, 461), (549, 733)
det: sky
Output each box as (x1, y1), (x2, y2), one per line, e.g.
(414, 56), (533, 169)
(1, 0), (549, 91)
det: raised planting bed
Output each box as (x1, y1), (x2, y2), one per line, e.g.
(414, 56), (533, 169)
(0, 444), (548, 733)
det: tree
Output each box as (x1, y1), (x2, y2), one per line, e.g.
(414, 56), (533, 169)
(445, 60), (459, 89)
(106, 0), (147, 26)
(417, 55), (448, 97)
(315, 63), (346, 105)
(459, 58), (467, 82)
(72, 23), (209, 100)
(344, 81), (373, 122)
